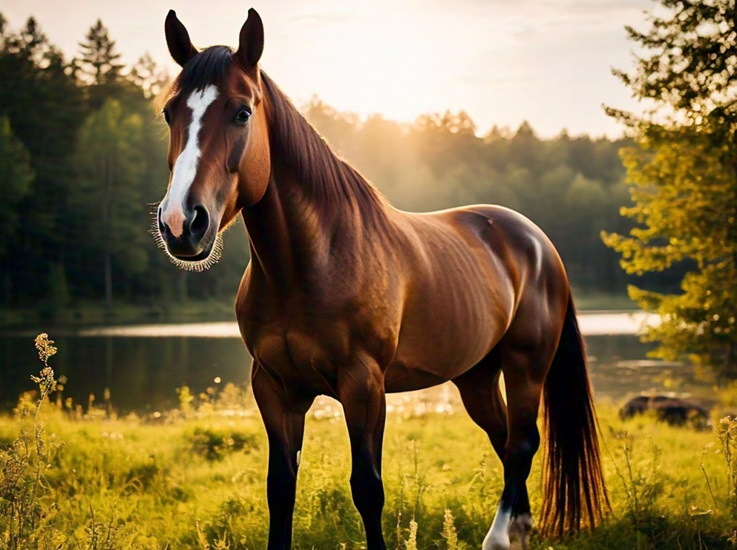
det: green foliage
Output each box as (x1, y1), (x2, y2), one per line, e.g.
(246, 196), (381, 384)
(604, 0), (737, 376)
(441, 508), (460, 550)
(189, 426), (259, 461)
(718, 415), (737, 516)
(0, 335), (60, 548)
(128, 52), (170, 100)
(70, 98), (148, 308)
(176, 384), (194, 415)
(0, 14), (84, 302)
(0, 116), (33, 259)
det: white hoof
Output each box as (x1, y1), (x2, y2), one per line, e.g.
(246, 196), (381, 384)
(482, 533), (510, 550)
(482, 505), (511, 550)
(508, 513), (533, 550)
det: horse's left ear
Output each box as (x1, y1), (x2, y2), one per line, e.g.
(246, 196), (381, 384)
(235, 8), (264, 71)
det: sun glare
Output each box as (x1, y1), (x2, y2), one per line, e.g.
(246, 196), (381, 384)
(265, 1), (508, 127)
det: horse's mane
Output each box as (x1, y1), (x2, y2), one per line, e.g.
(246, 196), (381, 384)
(259, 71), (387, 218)
(165, 46), (387, 221)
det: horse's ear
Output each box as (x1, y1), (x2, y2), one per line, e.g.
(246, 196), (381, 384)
(165, 10), (198, 67)
(235, 8), (264, 71)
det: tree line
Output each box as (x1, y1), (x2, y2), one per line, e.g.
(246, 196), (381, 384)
(0, 14), (250, 314)
(0, 13), (661, 317)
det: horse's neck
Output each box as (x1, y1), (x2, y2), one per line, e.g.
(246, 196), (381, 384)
(242, 83), (390, 293)
(241, 162), (363, 293)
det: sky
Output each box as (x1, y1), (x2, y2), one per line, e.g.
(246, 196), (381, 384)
(0, 0), (654, 137)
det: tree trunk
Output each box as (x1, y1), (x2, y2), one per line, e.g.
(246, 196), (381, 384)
(103, 151), (114, 311)
(104, 250), (112, 311)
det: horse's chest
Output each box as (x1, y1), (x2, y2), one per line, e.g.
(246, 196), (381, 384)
(244, 324), (347, 394)
(239, 295), (399, 391)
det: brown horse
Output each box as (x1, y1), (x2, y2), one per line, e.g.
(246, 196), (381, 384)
(156, 9), (608, 549)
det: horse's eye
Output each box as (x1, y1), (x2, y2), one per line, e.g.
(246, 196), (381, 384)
(162, 108), (171, 126)
(235, 108), (252, 125)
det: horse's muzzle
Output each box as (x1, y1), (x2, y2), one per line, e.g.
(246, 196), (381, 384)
(158, 204), (212, 259)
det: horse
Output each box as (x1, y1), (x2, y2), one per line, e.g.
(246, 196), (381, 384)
(155, 9), (608, 549)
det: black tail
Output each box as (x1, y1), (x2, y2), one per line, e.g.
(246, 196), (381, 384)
(539, 294), (609, 537)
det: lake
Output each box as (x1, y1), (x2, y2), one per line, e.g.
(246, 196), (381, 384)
(0, 312), (712, 413)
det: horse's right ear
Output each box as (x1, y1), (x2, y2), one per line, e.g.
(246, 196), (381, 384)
(165, 10), (198, 67)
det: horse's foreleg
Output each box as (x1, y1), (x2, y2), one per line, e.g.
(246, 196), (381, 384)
(252, 366), (314, 550)
(337, 357), (387, 550)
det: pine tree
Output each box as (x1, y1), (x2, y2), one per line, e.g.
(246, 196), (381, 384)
(76, 19), (125, 107)
(603, 0), (737, 375)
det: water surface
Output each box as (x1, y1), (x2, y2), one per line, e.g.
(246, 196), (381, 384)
(1, 312), (705, 414)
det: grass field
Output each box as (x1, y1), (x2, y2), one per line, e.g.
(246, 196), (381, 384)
(2, 363), (737, 550)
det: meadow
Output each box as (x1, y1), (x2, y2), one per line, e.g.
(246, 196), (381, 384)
(2, 339), (737, 550)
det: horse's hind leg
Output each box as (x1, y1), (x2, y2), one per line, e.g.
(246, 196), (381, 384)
(453, 347), (507, 461)
(483, 330), (559, 550)
(455, 350), (533, 550)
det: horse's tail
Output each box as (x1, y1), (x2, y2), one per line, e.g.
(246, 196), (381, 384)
(539, 294), (609, 537)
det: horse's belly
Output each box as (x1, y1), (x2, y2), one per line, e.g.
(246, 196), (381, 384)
(388, 297), (508, 387)
(384, 361), (448, 393)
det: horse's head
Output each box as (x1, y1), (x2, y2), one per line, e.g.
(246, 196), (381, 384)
(156, 9), (270, 270)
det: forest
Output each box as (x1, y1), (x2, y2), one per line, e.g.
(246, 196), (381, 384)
(0, 13), (669, 316)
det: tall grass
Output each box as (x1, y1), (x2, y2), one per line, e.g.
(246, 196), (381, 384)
(0, 334), (62, 549)
(1, 335), (737, 548)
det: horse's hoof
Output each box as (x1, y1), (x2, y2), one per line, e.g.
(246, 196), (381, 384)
(508, 513), (532, 550)
(482, 533), (510, 550)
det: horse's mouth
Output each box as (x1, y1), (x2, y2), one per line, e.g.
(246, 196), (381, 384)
(152, 221), (224, 272)
(166, 235), (223, 271)
(172, 246), (213, 262)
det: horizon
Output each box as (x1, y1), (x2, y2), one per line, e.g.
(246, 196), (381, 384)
(0, 0), (652, 138)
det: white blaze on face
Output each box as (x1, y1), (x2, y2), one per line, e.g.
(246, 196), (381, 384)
(162, 84), (219, 238)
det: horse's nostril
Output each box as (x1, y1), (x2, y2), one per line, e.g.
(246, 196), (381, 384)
(190, 205), (209, 239)
(157, 207), (166, 234)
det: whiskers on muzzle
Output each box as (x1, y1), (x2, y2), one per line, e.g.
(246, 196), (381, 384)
(149, 204), (224, 272)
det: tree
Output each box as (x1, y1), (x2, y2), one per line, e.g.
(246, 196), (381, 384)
(75, 19), (125, 107)
(603, 0), (737, 375)
(0, 15), (85, 302)
(0, 116), (33, 258)
(0, 115), (34, 306)
(128, 52), (169, 100)
(71, 98), (148, 309)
